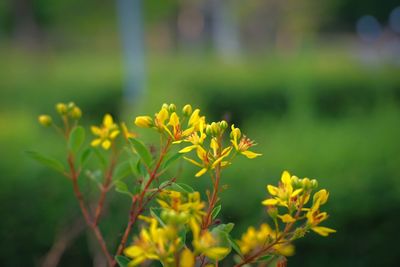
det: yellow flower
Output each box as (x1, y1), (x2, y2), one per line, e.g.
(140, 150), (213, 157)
(90, 114), (120, 150)
(157, 190), (206, 224)
(134, 116), (153, 128)
(306, 190), (336, 237)
(262, 171), (304, 208)
(191, 225), (229, 260)
(230, 125), (261, 159)
(238, 224), (294, 256)
(121, 122), (137, 140)
(124, 216), (181, 266)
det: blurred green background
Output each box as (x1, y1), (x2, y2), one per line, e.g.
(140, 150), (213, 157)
(1, 0), (400, 266)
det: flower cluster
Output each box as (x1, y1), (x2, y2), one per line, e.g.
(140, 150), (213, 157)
(38, 101), (82, 127)
(35, 102), (335, 267)
(124, 190), (229, 267)
(236, 171), (335, 262)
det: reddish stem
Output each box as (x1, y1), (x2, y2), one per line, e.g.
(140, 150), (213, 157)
(67, 153), (114, 266)
(112, 138), (172, 266)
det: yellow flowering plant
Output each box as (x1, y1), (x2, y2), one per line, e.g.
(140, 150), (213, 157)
(31, 102), (335, 267)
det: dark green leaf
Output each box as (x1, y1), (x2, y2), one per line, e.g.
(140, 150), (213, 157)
(129, 138), (152, 167)
(114, 160), (134, 180)
(136, 159), (148, 177)
(256, 255), (274, 263)
(211, 204), (222, 220)
(177, 228), (187, 249)
(175, 183), (194, 193)
(80, 147), (92, 167)
(228, 235), (243, 257)
(68, 126), (85, 153)
(115, 255), (130, 267)
(115, 181), (132, 196)
(210, 223), (233, 259)
(93, 148), (107, 168)
(26, 151), (64, 173)
(162, 152), (182, 170)
(150, 207), (166, 227)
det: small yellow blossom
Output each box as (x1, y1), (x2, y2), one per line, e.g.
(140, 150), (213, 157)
(124, 216), (181, 266)
(91, 114), (120, 150)
(262, 171), (304, 208)
(238, 224), (294, 256)
(230, 125), (261, 159)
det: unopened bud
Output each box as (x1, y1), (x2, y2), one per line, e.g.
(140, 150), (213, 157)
(311, 179), (318, 189)
(56, 103), (67, 115)
(220, 120), (228, 130)
(134, 116), (153, 128)
(211, 122), (220, 136)
(67, 102), (76, 109)
(162, 103), (169, 110)
(267, 206), (278, 219)
(70, 106), (82, 119)
(38, 115), (52, 126)
(206, 124), (212, 135)
(302, 178), (311, 189)
(168, 104), (176, 112)
(291, 176), (300, 187)
(182, 104), (193, 116)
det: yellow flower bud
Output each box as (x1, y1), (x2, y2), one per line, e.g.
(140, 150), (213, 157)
(220, 120), (228, 130)
(55, 103), (67, 114)
(211, 122), (220, 136)
(38, 115), (52, 126)
(182, 104), (193, 116)
(168, 103), (176, 112)
(67, 102), (76, 109)
(206, 124), (212, 135)
(70, 106), (82, 119)
(134, 116), (153, 128)
(162, 103), (169, 109)
(311, 179), (318, 189)
(302, 178), (311, 189)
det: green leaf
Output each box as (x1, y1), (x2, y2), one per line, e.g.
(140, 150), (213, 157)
(211, 204), (222, 220)
(80, 147), (92, 167)
(115, 255), (130, 267)
(177, 228), (187, 249)
(161, 182), (195, 194)
(115, 181), (132, 196)
(150, 207), (166, 227)
(129, 138), (152, 167)
(114, 160), (134, 180)
(93, 148), (107, 168)
(26, 151), (64, 173)
(136, 159), (148, 177)
(210, 223), (233, 259)
(228, 235), (243, 257)
(175, 183), (194, 193)
(256, 255), (274, 263)
(162, 152), (182, 170)
(68, 126), (85, 153)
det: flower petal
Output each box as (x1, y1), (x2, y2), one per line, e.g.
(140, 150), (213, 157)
(241, 150), (262, 159)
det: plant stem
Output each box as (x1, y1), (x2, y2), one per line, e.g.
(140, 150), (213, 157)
(94, 148), (118, 225)
(112, 138), (172, 266)
(67, 153), (114, 266)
